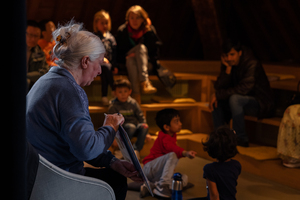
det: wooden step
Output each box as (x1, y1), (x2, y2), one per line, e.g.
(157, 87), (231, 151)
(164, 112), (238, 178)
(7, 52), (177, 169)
(88, 106), (108, 114)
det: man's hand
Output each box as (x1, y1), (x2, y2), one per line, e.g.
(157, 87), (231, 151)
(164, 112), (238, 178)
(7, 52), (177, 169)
(103, 113), (125, 132)
(221, 55), (232, 74)
(209, 93), (218, 111)
(110, 159), (143, 183)
(182, 150), (197, 159)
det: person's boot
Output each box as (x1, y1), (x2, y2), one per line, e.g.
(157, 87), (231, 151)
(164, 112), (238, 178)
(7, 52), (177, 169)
(141, 80), (157, 94)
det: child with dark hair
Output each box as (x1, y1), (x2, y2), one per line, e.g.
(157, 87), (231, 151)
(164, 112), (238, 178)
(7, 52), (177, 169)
(108, 79), (149, 159)
(142, 108), (196, 198)
(200, 126), (241, 200)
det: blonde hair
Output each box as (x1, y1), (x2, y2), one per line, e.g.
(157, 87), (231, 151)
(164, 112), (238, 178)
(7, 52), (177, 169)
(52, 20), (105, 69)
(125, 5), (151, 31)
(93, 10), (111, 32)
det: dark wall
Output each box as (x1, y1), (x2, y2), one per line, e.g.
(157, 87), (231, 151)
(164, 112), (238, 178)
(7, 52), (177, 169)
(9, 0), (27, 199)
(27, 0), (203, 60)
(216, 0), (300, 64)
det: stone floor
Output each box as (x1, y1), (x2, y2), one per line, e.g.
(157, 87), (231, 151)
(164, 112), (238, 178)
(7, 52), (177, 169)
(125, 156), (300, 200)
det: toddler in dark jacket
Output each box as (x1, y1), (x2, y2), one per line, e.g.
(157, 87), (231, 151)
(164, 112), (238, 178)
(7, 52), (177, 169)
(200, 126), (241, 200)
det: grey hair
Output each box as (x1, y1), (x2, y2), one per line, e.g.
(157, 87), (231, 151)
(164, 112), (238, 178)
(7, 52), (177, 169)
(52, 20), (105, 69)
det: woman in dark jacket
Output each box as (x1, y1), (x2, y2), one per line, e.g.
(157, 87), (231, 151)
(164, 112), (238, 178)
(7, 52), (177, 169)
(116, 5), (161, 101)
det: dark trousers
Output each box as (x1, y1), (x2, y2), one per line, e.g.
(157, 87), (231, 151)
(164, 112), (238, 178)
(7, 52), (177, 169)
(212, 94), (259, 143)
(84, 167), (127, 200)
(100, 65), (114, 97)
(123, 123), (148, 151)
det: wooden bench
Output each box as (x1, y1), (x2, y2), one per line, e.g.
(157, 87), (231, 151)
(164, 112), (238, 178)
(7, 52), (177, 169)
(194, 103), (283, 146)
(141, 102), (210, 133)
(195, 102), (282, 127)
(159, 60), (300, 99)
(89, 101), (282, 134)
(89, 102), (210, 133)
(91, 60), (300, 103)
(88, 106), (108, 114)
(92, 72), (212, 102)
(244, 115), (282, 127)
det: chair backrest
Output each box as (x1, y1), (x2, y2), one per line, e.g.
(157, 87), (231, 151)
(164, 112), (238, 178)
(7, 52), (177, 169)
(30, 155), (115, 200)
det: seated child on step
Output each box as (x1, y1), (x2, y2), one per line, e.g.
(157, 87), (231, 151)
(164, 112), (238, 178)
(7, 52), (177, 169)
(142, 108), (197, 198)
(93, 10), (118, 105)
(108, 79), (149, 159)
(200, 126), (241, 200)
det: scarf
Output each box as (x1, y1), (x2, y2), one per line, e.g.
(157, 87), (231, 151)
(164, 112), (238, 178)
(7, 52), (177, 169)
(127, 24), (147, 43)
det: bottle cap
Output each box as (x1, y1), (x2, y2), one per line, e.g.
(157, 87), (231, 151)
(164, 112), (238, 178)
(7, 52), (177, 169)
(173, 172), (182, 181)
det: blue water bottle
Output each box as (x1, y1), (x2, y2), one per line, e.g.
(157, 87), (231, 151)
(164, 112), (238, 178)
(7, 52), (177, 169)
(172, 172), (183, 200)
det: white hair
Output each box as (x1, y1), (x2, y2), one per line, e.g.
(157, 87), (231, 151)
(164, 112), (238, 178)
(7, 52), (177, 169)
(52, 20), (105, 69)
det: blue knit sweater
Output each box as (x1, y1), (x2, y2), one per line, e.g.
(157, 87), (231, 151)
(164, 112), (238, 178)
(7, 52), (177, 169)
(26, 67), (115, 174)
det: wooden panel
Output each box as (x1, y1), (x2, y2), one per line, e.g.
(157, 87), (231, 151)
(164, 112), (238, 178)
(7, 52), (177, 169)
(191, 0), (222, 60)
(217, 0), (300, 63)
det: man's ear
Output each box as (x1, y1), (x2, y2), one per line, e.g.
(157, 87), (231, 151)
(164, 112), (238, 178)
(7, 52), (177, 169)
(128, 89), (132, 95)
(238, 50), (242, 57)
(163, 124), (170, 132)
(81, 56), (89, 69)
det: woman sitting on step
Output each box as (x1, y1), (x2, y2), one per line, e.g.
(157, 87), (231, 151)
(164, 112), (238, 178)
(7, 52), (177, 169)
(277, 104), (300, 168)
(116, 5), (162, 103)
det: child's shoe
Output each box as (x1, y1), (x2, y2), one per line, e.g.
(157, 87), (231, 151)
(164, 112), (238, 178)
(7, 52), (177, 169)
(153, 183), (171, 198)
(141, 80), (157, 94)
(139, 182), (155, 198)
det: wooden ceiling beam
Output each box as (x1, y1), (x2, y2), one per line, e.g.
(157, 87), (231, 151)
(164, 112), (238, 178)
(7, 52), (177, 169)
(191, 0), (222, 60)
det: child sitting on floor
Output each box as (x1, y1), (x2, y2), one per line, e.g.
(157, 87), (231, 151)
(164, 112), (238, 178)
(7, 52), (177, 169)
(199, 126), (241, 200)
(142, 108), (197, 198)
(108, 79), (150, 160)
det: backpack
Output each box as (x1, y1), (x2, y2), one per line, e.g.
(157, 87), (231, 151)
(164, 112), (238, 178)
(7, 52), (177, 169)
(156, 64), (176, 89)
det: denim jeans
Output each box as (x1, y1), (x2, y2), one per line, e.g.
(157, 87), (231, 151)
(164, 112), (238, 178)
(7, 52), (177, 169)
(100, 64), (114, 97)
(123, 123), (148, 151)
(126, 44), (149, 94)
(212, 94), (260, 143)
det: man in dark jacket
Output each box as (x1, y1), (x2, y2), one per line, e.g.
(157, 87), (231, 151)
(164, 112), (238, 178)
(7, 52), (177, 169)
(210, 39), (273, 147)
